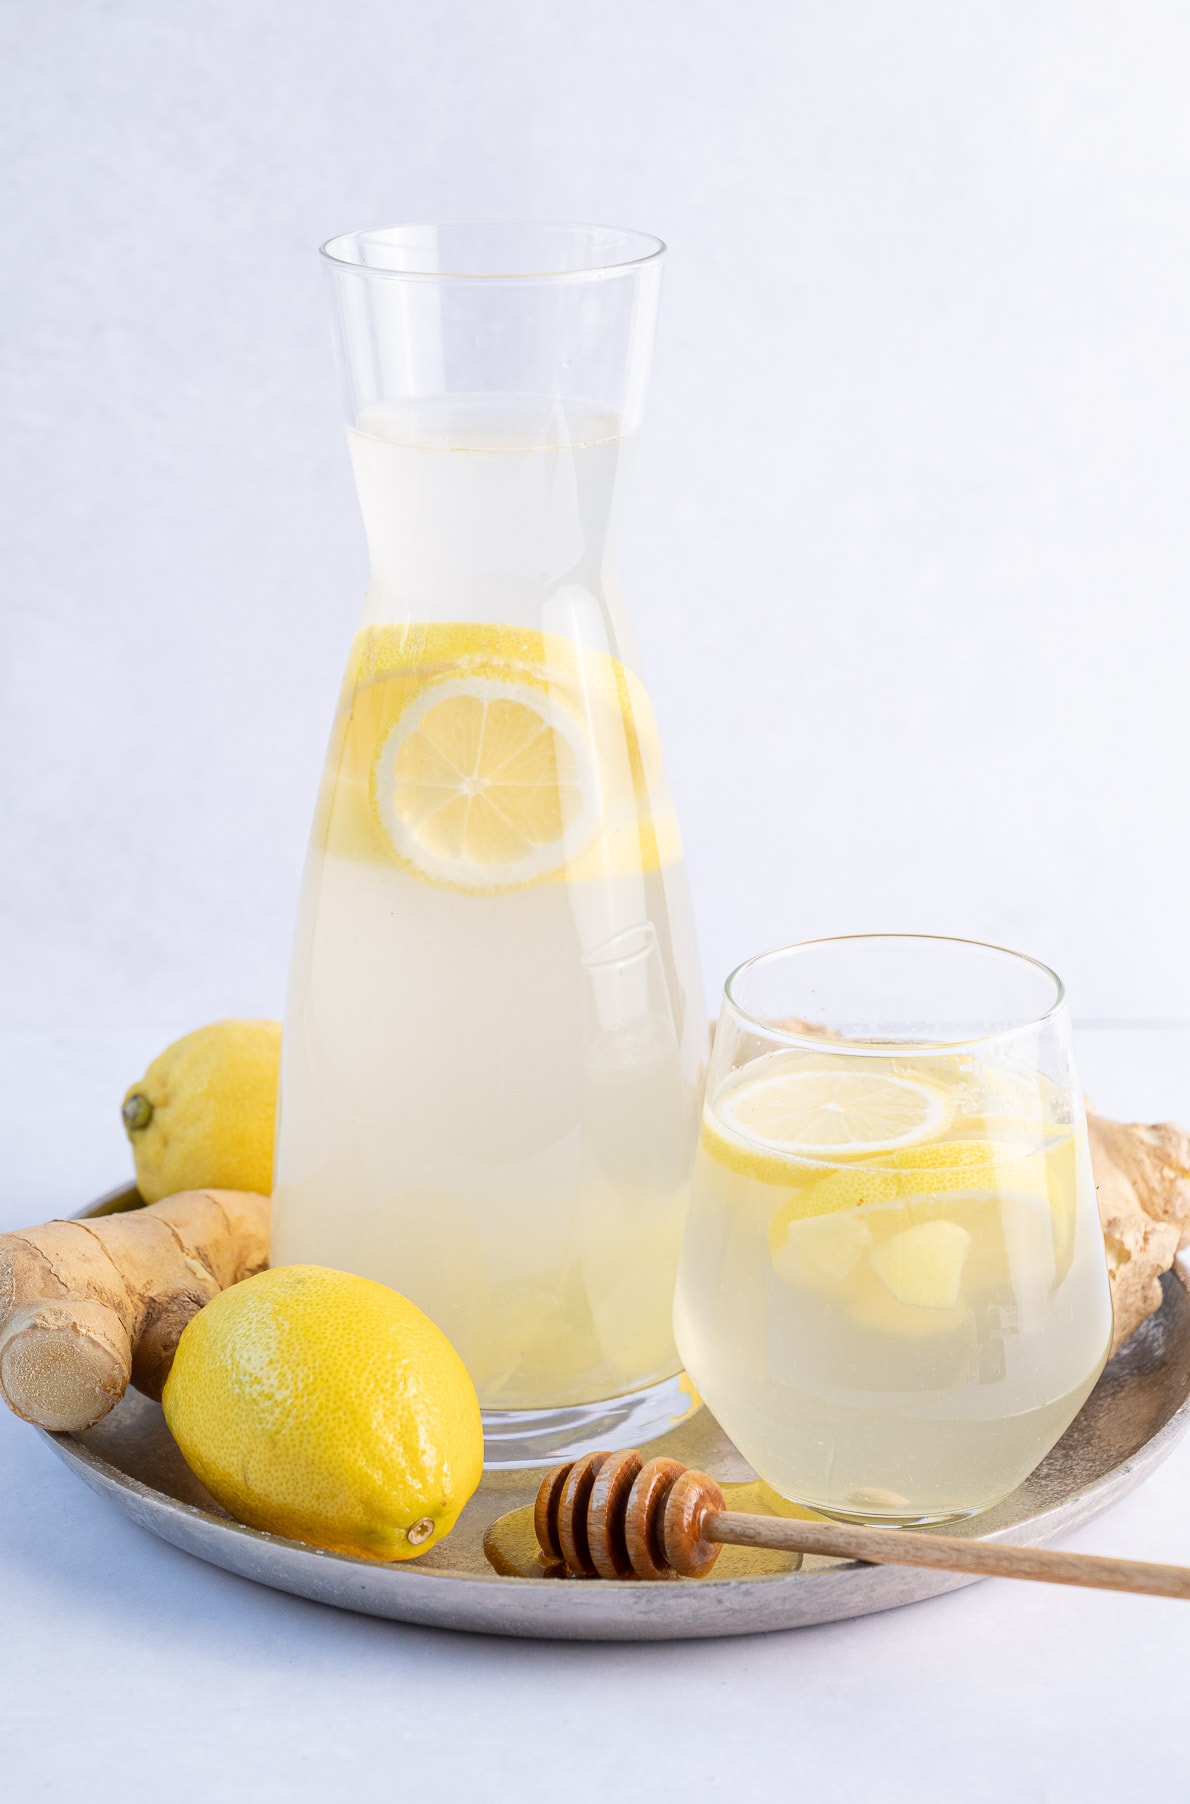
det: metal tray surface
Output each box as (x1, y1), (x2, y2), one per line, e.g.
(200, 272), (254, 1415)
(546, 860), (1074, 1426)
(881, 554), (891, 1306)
(38, 1186), (1190, 1641)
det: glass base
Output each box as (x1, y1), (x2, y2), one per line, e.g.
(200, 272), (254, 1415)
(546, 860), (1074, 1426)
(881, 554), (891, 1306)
(481, 1373), (700, 1469)
(799, 1498), (978, 1528)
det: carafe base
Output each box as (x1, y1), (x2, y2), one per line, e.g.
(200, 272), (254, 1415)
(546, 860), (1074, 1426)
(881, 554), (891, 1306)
(481, 1373), (701, 1469)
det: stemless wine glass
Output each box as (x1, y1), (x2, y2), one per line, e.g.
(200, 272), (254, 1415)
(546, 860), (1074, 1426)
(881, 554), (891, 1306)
(673, 934), (1113, 1524)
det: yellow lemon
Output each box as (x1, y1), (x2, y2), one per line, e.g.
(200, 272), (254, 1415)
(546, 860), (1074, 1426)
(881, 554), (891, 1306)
(162, 1265), (483, 1562)
(121, 1020), (281, 1204)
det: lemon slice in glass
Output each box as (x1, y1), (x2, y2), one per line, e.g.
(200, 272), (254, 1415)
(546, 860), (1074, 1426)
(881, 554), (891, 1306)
(714, 1059), (951, 1163)
(371, 674), (599, 891)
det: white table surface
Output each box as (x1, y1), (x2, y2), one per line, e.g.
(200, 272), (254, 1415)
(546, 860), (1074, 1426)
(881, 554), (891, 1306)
(2, 1026), (1188, 1803)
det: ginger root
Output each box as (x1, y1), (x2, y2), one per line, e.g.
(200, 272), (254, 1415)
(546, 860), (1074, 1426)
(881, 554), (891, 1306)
(0, 1189), (269, 1432)
(1088, 1113), (1190, 1354)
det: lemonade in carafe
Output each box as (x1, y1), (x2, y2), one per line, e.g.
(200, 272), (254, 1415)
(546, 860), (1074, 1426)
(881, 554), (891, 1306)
(272, 228), (706, 1461)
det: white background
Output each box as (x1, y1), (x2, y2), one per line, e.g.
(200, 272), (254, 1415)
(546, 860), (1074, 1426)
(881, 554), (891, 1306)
(5, 10), (1190, 1800)
(5, 0), (1190, 1038)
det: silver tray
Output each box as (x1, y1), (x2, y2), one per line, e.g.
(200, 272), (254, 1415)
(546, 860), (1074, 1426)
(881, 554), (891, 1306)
(38, 1184), (1190, 1641)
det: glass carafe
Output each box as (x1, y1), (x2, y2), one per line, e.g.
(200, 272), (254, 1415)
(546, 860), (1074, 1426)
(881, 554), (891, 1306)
(273, 224), (707, 1464)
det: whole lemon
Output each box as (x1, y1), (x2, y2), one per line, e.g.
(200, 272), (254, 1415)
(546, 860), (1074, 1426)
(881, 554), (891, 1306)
(162, 1265), (484, 1561)
(122, 1020), (281, 1203)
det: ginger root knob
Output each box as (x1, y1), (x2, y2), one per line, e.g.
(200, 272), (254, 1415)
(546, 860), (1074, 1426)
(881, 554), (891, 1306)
(1089, 1113), (1190, 1354)
(0, 1188), (269, 1431)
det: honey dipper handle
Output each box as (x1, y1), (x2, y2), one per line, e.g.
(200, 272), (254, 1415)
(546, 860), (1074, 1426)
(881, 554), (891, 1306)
(707, 1512), (1190, 1601)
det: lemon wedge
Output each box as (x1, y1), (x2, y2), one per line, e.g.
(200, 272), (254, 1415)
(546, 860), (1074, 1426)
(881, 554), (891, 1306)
(870, 1220), (972, 1310)
(712, 1059), (951, 1167)
(371, 674), (599, 891)
(771, 1213), (873, 1287)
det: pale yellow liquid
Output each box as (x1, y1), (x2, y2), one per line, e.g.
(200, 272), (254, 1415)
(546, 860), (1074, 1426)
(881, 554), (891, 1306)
(273, 401), (705, 1410)
(673, 1052), (1113, 1521)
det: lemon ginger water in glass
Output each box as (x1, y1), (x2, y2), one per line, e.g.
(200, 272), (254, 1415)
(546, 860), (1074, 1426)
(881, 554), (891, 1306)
(272, 227), (706, 1463)
(674, 937), (1112, 1522)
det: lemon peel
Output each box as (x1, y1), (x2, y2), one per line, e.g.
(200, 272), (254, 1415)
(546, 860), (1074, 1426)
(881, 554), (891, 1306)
(764, 1139), (1054, 1246)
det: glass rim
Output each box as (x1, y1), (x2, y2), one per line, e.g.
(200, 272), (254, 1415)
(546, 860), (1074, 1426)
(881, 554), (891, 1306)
(319, 220), (667, 285)
(722, 932), (1067, 1054)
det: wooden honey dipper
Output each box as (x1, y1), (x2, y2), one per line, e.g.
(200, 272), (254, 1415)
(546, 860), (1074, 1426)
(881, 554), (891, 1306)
(535, 1450), (1190, 1600)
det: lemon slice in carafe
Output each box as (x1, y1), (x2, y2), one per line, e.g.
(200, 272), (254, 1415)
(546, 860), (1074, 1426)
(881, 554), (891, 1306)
(370, 673), (599, 892)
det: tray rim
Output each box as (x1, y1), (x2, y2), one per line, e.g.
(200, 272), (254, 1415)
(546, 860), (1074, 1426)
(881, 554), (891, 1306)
(39, 1183), (1190, 1642)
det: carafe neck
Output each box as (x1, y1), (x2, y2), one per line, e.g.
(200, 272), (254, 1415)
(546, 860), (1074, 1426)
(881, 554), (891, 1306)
(347, 398), (635, 627)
